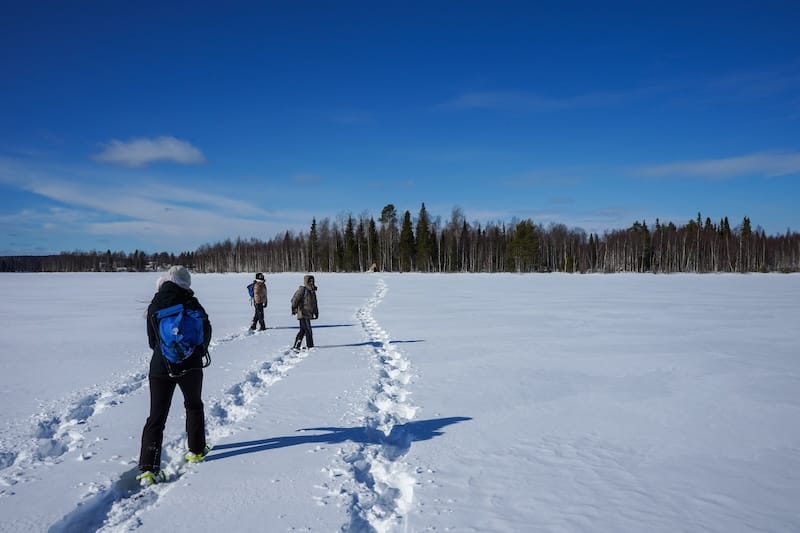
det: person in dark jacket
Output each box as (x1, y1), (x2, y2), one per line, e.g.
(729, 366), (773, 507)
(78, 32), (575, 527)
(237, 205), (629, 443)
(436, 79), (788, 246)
(291, 274), (318, 350)
(249, 272), (268, 331)
(137, 265), (212, 485)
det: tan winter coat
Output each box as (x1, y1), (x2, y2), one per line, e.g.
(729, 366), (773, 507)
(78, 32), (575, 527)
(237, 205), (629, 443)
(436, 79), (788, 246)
(253, 280), (267, 305)
(291, 275), (318, 320)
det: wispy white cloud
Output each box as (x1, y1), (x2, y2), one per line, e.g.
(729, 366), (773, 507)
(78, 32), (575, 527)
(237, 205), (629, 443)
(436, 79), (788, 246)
(437, 88), (645, 112)
(700, 62), (800, 102)
(297, 107), (375, 125)
(328, 109), (374, 124)
(548, 197), (576, 206)
(405, 147), (511, 163)
(18, 178), (271, 235)
(438, 62), (800, 115)
(92, 136), (206, 167)
(500, 170), (586, 188)
(636, 151), (800, 180)
(0, 157), (310, 252)
(456, 205), (637, 235)
(292, 173), (323, 185)
(438, 91), (570, 112)
(365, 179), (416, 190)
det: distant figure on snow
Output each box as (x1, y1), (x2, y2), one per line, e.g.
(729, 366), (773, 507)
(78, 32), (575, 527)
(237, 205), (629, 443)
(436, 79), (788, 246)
(137, 265), (212, 486)
(249, 272), (268, 331)
(291, 274), (318, 350)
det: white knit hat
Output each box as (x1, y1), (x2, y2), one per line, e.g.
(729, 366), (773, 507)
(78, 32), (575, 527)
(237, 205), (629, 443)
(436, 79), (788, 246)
(168, 265), (192, 289)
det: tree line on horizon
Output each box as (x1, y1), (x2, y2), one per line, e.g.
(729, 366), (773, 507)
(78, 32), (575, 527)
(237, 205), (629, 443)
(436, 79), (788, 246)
(2, 204), (799, 274)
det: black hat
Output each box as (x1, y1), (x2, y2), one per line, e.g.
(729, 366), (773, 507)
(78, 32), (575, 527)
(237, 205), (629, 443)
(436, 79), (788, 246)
(255, 272), (264, 280)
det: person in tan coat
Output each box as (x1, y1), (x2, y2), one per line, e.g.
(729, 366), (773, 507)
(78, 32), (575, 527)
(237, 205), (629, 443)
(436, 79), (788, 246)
(290, 274), (318, 349)
(249, 272), (268, 331)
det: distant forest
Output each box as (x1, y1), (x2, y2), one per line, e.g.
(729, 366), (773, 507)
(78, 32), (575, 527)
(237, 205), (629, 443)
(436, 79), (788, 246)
(2, 204), (799, 273)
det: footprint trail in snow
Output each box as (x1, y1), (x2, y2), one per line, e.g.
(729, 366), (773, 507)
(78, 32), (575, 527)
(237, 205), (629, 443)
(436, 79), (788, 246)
(37, 328), (311, 532)
(11, 279), (421, 533)
(0, 327), (261, 494)
(323, 278), (419, 533)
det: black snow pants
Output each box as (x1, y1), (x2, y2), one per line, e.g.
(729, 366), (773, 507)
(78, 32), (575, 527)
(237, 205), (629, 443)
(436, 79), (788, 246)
(251, 302), (266, 330)
(293, 318), (314, 349)
(139, 370), (206, 472)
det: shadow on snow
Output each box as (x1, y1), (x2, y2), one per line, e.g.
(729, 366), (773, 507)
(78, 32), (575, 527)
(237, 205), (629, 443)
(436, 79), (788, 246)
(262, 323), (356, 330)
(48, 417), (469, 532)
(207, 416), (471, 462)
(313, 339), (425, 349)
(48, 467), (145, 533)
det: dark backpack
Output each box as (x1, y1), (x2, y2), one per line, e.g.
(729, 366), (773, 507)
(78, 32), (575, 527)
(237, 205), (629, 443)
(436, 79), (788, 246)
(153, 303), (207, 376)
(291, 286), (306, 315)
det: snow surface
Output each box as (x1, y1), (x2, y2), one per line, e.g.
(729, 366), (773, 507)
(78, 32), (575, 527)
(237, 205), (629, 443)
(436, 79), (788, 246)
(0, 272), (799, 533)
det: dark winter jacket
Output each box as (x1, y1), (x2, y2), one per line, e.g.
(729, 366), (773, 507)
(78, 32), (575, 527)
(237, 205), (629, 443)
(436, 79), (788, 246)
(252, 280), (268, 305)
(147, 280), (212, 377)
(291, 275), (318, 320)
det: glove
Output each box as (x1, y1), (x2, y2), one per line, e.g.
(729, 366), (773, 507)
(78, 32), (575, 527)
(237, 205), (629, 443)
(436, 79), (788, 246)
(291, 308), (296, 315)
(313, 313), (319, 320)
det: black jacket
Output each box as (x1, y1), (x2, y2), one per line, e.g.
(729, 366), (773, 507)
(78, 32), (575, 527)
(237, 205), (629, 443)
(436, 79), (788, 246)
(147, 281), (212, 377)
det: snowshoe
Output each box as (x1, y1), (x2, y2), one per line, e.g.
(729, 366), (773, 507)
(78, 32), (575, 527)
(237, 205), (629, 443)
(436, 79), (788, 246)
(136, 470), (166, 487)
(185, 444), (213, 463)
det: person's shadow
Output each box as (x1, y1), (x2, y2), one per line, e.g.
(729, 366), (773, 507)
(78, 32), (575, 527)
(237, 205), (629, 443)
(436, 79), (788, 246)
(265, 323), (356, 330)
(206, 416), (472, 462)
(313, 339), (425, 349)
(48, 417), (471, 532)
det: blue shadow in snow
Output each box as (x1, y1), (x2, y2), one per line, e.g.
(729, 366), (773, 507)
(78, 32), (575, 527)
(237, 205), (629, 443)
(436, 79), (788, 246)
(264, 323), (356, 331)
(314, 339), (425, 349)
(205, 416), (471, 462)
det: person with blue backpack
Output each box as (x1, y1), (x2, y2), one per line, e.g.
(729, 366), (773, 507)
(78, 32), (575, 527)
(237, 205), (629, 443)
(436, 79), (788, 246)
(137, 265), (212, 486)
(248, 272), (268, 331)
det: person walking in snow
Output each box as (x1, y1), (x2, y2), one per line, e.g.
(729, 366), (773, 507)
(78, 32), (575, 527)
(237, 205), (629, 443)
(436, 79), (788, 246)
(249, 272), (268, 331)
(137, 265), (212, 485)
(291, 274), (318, 350)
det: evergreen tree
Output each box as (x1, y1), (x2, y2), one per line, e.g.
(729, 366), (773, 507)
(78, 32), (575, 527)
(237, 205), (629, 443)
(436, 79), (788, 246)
(740, 216), (752, 272)
(399, 210), (415, 272)
(344, 215), (356, 271)
(355, 218), (366, 272)
(308, 218), (319, 271)
(415, 203), (431, 272)
(318, 218), (331, 272)
(368, 217), (379, 270)
(506, 219), (538, 272)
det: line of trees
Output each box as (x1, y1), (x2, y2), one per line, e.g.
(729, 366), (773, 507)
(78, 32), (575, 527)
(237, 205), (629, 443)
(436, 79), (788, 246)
(2, 205), (798, 273)
(0, 249), (195, 273)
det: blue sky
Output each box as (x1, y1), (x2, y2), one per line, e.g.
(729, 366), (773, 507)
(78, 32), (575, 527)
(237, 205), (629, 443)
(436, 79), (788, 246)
(1, 1), (799, 255)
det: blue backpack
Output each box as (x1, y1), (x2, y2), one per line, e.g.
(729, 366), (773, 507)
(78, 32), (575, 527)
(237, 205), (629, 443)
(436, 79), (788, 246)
(154, 304), (207, 374)
(246, 282), (255, 298)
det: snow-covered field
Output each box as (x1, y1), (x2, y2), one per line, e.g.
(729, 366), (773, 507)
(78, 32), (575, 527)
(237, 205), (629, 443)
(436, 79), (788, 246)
(0, 272), (798, 533)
